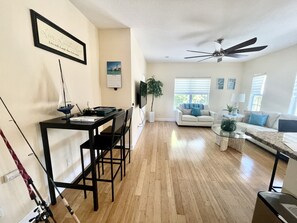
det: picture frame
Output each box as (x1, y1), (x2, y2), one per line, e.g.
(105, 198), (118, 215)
(227, 78), (236, 90)
(30, 9), (87, 65)
(217, 78), (224, 90)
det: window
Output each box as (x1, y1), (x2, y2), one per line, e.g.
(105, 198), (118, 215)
(174, 78), (211, 107)
(249, 75), (266, 111)
(289, 75), (297, 115)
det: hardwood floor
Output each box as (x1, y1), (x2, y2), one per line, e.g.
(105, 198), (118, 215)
(50, 122), (287, 223)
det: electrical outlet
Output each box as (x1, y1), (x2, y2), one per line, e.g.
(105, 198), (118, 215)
(4, 169), (20, 182)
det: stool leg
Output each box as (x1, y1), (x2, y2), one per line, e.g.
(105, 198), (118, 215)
(123, 136), (126, 177)
(96, 149), (100, 178)
(101, 150), (105, 175)
(80, 147), (87, 199)
(128, 129), (131, 163)
(110, 148), (114, 202)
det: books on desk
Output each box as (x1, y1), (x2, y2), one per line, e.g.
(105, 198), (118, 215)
(70, 116), (103, 123)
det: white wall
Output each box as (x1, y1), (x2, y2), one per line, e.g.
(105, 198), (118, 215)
(147, 62), (243, 121)
(131, 30), (147, 147)
(0, 1), (101, 222)
(241, 44), (297, 113)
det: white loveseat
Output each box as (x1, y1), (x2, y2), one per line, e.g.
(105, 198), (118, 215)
(236, 110), (297, 158)
(175, 103), (215, 127)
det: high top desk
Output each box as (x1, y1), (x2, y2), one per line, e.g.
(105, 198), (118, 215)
(245, 130), (297, 194)
(39, 110), (120, 211)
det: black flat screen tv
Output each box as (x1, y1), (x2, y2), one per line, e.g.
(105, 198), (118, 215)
(138, 81), (147, 108)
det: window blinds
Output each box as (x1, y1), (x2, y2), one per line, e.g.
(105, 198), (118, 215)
(174, 78), (211, 94)
(291, 75), (297, 98)
(288, 75), (297, 114)
(250, 75), (266, 95)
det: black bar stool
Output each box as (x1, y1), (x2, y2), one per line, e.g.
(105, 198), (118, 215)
(100, 107), (133, 176)
(80, 110), (126, 201)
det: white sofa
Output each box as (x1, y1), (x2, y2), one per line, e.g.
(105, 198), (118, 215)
(236, 110), (297, 159)
(175, 104), (215, 127)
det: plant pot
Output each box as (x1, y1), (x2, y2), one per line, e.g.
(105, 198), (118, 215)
(149, 111), (155, 123)
(221, 119), (237, 132)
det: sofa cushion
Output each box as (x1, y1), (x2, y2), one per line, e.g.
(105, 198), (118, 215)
(248, 113), (269, 126)
(243, 110), (262, 123)
(182, 103), (204, 110)
(182, 115), (198, 122)
(262, 111), (281, 128)
(197, 116), (214, 122)
(201, 110), (210, 116)
(178, 105), (192, 115)
(237, 122), (277, 133)
(191, 108), (201, 116)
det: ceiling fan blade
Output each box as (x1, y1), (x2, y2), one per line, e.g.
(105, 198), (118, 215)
(228, 46), (268, 54)
(186, 50), (212, 54)
(224, 37), (257, 54)
(184, 55), (213, 59)
(225, 54), (248, 58)
(197, 56), (213, 62)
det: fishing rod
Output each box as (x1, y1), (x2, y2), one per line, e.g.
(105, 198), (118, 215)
(0, 128), (55, 222)
(0, 97), (80, 223)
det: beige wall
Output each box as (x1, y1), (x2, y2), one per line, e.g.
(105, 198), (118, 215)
(241, 44), (297, 113)
(0, 0), (101, 222)
(147, 62), (243, 120)
(99, 28), (147, 147)
(99, 29), (132, 107)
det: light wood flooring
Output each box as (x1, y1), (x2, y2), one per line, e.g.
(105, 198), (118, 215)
(50, 122), (287, 223)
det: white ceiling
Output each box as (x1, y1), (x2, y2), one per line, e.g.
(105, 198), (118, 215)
(70, 0), (297, 63)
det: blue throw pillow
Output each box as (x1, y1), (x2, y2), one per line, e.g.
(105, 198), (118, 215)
(248, 113), (269, 126)
(183, 103), (191, 109)
(191, 108), (201, 117)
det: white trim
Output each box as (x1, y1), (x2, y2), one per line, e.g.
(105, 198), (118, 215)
(155, 118), (175, 122)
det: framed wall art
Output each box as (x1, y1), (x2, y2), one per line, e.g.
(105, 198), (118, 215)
(227, 78), (236, 90)
(30, 9), (87, 64)
(217, 78), (224, 90)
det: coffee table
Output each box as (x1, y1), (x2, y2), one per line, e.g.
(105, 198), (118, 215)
(211, 124), (248, 152)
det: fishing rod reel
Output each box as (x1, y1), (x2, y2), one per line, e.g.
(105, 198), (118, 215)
(29, 200), (56, 223)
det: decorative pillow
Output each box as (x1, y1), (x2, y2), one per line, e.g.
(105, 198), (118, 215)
(183, 103), (191, 109)
(243, 110), (263, 123)
(200, 110), (210, 116)
(191, 108), (201, 117)
(181, 108), (192, 115)
(248, 113), (269, 126)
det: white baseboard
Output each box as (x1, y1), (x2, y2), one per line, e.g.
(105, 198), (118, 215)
(155, 118), (175, 122)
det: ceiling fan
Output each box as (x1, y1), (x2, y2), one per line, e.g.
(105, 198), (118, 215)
(184, 37), (268, 62)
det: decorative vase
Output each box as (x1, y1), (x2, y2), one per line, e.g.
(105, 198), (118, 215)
(149, 111), (155, 123)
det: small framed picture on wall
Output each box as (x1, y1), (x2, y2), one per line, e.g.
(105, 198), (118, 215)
(217, 78), (224, 90)
(227, 78), (236, 90)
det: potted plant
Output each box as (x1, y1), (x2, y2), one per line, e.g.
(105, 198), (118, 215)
(146, 76), (163, 122)
(221, 119), (237, 132)
(227, 104), (234, 115)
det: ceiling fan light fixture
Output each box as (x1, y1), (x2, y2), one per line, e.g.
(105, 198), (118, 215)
(184, 37), (268, 63)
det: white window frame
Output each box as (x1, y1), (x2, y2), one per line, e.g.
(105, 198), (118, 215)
(248, 75), (266, 111)
(289, 74), (297, 115)
(174, 78), (211, 107)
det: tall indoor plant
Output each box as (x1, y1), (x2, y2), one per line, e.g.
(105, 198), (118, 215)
(146, 76), (163, 122)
